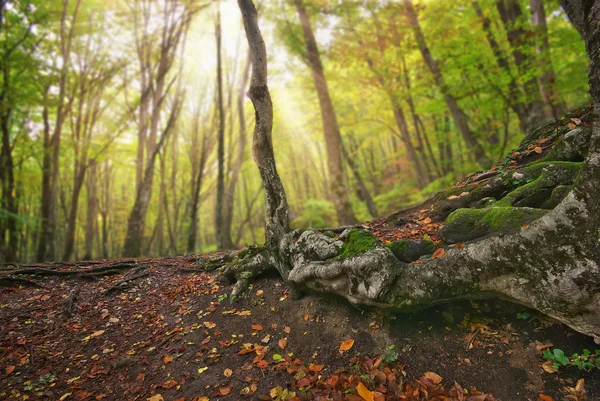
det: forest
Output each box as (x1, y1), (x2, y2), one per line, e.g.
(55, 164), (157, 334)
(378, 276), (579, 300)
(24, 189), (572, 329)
(2, 0), (600, 400)
(0, 0), (591, 263)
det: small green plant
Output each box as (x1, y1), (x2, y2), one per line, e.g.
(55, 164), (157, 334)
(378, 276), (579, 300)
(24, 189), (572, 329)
(381, 345), (398, 363)
(217, 293), (228, 303)
(516, 311), (531, 320)
(543, 348), (600, 371)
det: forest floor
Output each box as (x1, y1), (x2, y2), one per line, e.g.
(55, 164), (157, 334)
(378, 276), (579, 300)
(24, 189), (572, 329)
(1, 255), (598, 401)
(2, 105), (598, 401)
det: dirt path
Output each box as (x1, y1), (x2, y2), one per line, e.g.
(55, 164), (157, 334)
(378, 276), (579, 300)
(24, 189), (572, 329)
(0, 257), (597, 401)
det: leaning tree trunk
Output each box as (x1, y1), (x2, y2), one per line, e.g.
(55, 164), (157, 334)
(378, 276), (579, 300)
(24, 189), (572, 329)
(225, 0), (600, 342)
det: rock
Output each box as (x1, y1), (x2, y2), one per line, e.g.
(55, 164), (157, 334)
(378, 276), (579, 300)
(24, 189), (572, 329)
(546, 127), (592, 162)
(541, 185), (572, 209)
(470, 197), (497, 209)
(387, 239), (436, 263)
(440, 207), (548, 244)
(108, 318), (120, 323)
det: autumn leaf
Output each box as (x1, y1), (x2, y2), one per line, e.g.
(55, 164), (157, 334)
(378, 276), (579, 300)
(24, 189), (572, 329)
(423, 371), (443, 384)
(534, 146), (543, 154)
(147, 395), (164, 401)
(284, 326), (291, 334)
(162, 355), (173, 364)
(447, 195), (459, 200)
(278, 338), (287, 350)
(539, 395), (554, 401)
(160, 379), (177, 389)
(197, 367), (208, 374)
(218, 386), (232, 395)
(203, 321), (216, 329)
(357, 382), (374, 401)
(5, 365), (15, 375)
(303, 314), (309, 321)
(251, 324), (263, 331)
(568, 122), (576, 129)
(224, 368), (232, 377)
(455, 244), (465, 249)
(340, 339), (355, 351)
(431, 248), (445, 259)
(309, 364), (323, 372)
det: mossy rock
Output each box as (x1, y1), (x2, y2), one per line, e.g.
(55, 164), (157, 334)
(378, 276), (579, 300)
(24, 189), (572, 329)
(541, 185), (572, 209)
(470, 197), (497, 209)
(544, 127), (591, 162)
(495, 161), (581, 208)
(387, 239), (436, 263)
(335, 230), (378, 260)
(440, 207), (548, 244)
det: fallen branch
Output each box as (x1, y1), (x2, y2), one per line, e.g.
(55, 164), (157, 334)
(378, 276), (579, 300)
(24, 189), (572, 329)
(103, 272), (152, 296)
(2, 262), (143, 278)
(0, 276), (46, 289)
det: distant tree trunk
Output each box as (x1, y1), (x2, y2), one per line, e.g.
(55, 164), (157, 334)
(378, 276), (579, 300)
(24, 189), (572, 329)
(98, 162), (111, 259)
(495, 0), (547, 133)
(341, 143), (379, 218)
(403, 0), (491, 168)
(0, 107), (17, 262)
(84, 161), (98, 260)
(187, 115), (211, 253)
(294, 0), (358, 225)
(530, 0), (566, 119)
(223, 53), (251, 249)
(215, 6), (234, 250)
(37, 0), (81, 262)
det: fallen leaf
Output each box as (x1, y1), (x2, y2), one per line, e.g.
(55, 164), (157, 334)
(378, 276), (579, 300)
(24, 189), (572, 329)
(309, 364), (323, 372)
(59, 393), (72, 401)
(218, 386), (232, 396)
(303, 314), (309, 321)
(5, 365), (15, 374)
(340, 339), (355, 351)
(420, 217), (432, 225)
(538, 395), (554, 401)
(284, 326), (291, 334)
(278, 338), (287, 350)
(163, 355), (173, 364)
(534, 146), (543, 154)
(160, 379), (177, 389)
(251, 324), (263, 331)
(535, 343), (553, 352)
(455, 244), (465, 249)
(447, 195), (459, 200)
(224, 368), (232, 377)
(147, 395), (164, 401)
(568, 122), (576, 129)
(542, 360), (558, 373)
(423, 371), (443, 384)
(357, 382), (374, 401)
(571, 117), (582, 125)
(197, 367), (208, 374)
(203, 322), (216, 329)
(431, 248), (445, 259)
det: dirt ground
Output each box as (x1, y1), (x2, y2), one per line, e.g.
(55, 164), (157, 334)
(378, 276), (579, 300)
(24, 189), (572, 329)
(1, 256), (597, 401)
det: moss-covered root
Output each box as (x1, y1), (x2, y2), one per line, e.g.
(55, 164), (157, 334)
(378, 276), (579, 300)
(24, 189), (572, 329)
(335, 229), (379, 260)
(387, 239), (436, 263)
(544, 127), (592, 162)
(440, 207), (548, 244)
(495, 162), (582, 208)
(221, 251), (273, 298)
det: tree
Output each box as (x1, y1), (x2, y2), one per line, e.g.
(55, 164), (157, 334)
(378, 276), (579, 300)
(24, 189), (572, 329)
(293, 0), (358, 226)
(227, 0), (600, 342)
(122, 0), (191, 257)
(403, 0), (492, 168)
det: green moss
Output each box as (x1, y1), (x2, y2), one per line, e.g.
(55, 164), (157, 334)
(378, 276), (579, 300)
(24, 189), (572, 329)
(441, 207), (548, 244)
(335, 230), (378, 260)
(235, 245), (267, 262)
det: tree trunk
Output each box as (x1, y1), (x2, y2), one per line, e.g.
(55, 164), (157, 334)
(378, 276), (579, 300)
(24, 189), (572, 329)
(294, 0), (358, 226)
(84, 161), (98, 260)
(341, 143), (379, 218)
(403, 0), (491, 168)
(530, 0), (567, 119)
(496, 0), (547, 133)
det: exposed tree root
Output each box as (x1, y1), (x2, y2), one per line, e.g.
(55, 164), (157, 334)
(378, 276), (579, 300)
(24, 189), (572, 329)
(0, 276), (46, 288)
(1, 262), (142, 278)
(104, 267), (151, 296)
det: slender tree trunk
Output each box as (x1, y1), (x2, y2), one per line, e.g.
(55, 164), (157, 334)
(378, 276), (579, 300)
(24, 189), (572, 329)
(341, 143), (379, 218)
(215, 6), (233, 250)
(0, 109), (17, 262)
(530, 0), (566, 119)
(403, 0), (491, 168)
(84, 161), (97, 260)
(294, 0), (357, 225)
(496, 0), (547, 133)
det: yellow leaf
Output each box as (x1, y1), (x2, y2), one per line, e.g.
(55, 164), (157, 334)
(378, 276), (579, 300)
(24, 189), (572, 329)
(357, 382), (374, 401)
(541, 360), (558, 373)
(197, 367), (208, 374)
(59, 393), (72, 401)
(146, 395), (164, 401)
(339, 339), (354, 351)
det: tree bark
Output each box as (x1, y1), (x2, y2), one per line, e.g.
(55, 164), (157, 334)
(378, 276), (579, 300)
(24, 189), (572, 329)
(293, 0), (358, 226)
(403, 0), (491, 168)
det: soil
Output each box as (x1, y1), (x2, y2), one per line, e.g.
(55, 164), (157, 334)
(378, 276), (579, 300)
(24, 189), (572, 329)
(1, 256), (598, 401)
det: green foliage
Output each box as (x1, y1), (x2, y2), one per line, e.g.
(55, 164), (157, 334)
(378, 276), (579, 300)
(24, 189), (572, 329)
(543, 348), (600, 371)
(516, 312), (531, 320)
(293, 199), (336, 229)
(381, 345), (398, 363)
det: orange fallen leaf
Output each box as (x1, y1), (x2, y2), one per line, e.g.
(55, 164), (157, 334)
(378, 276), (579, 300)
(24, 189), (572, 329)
(431, 248), (445, 259)
(420, 217), (432, 225)
(340, 339), (355, 351)
(303, 314), (309, 321)
(309, 364), (323, 372)
(146, 395), (164, 401)
(203, 321), (216, 329)
(218, 386), (232, 395)
(357, 382), (374, 401)
(455, 244), (465, 249)
(423, 371), (443, 384)
(6, 365), (15, 374)
(224, 368), (232, 377)
(284, 326), (291, 334)
(568, 122), (576, 129)
(278, 338), (287, 350)
(160, 379), (177, 389)
(251, 324), (263, 331)
(539, 395), (554, 401)
(163, 355), (173, 364)
(534, 146), (543, 154)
